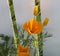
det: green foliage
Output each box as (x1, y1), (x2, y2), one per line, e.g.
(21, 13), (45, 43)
(0, 34), (10, 56)
(0, 26), (52, 56)
(18, 26), (34, 47)
(42, 31), (52, 39)
(0, 34), (17, 56)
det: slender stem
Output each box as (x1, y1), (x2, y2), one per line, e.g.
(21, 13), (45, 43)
(34, 47), (36, 56)
(8, 0), (19, 47)
(35, 0), (43, 56)
(8, 0), (19, 56)
(38, 34), (43, 56)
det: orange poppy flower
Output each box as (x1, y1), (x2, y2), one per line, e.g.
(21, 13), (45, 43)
(23, 18), (43, 34)
(18, 45), (31, 56)
(18, 45), (30, 52)
(34, 6), (38, 16)
(43, 17), (49, 26)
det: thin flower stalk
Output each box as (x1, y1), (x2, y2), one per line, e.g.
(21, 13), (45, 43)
(35, 0), (43, 56)
(8, 0), (19, 47)
(8, 0), (19, 55)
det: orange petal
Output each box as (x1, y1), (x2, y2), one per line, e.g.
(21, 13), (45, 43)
(28, 19), (34, 31)
(30, 19), (43, 34)
(23, 22), (28, 30)
(23, 22), (31, 33)
(18, 44), (23, 52)
(18, 52), (31, 56)
(18, 45), (30, 52)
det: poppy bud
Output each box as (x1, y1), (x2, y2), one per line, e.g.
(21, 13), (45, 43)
(34, 6), (38, 16)
(43, 18), (49, 26)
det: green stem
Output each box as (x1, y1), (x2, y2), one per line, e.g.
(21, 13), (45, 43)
(34, 47), (36, 56)
(38, 34), (43, 56)
(8, 0), (19, 47)
(35, 0), (43, 56)
(8, 0), (19, 55)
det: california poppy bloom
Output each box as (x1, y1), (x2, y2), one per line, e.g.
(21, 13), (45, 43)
(18, 45), (31, 56)
(34, 6), (38, 16)
(43, 17), (49, 26)
(23, 18), (43, 34)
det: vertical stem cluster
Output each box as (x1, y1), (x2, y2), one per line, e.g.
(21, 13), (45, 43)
(8, 0), (19, 47)
(35, 0), (43, 56)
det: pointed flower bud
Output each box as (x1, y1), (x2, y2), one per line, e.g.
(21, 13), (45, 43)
(34, 6), (38, 16)
(43, 17), (49, 26)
